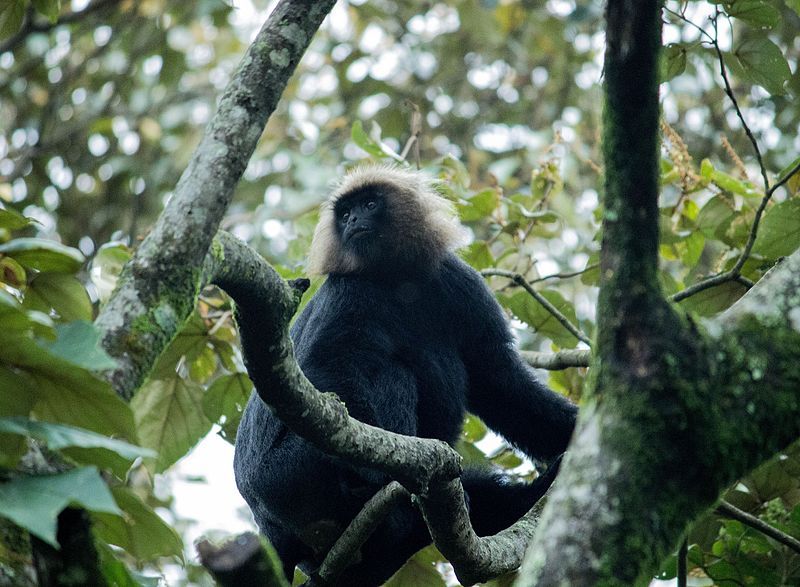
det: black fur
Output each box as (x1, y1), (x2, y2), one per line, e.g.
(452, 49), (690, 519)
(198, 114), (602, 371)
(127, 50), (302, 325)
(234, 252), (577, 584)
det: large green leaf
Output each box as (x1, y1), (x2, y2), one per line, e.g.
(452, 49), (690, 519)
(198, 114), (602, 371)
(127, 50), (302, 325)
(93, 487), (183, 562)
(22, 274), (92, 321)
(132, 377), (212, 472)
(0, 418), (153, 460)
(0, 1), (25, 39)
(726, 37), (791, 95)
(0, 238), (85, 273)
(721, 0), (780, 28)
(202, 372), (252, 443)
(0, 336), (135, 439)
(752, 198), (800, 259)
(678, 281), (749, 317)
(40, 321), (118, 371)
(0, 467), (121, 546)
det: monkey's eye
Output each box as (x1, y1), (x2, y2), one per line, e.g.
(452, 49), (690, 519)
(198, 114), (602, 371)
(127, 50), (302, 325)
(365, 200), (377, 210)
(341, 211), (350, 221)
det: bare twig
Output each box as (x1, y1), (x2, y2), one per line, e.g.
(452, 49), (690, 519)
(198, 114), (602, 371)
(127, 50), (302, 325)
(530, 263), (599, 284)
(715, 501), (800, 554)
(481, 269), (592, 346)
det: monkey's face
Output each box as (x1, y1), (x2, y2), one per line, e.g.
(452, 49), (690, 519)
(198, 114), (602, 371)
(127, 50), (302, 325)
(334, 189), (389, 263)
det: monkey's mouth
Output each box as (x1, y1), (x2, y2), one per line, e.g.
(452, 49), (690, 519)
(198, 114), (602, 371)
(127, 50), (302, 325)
(346, 227), (374, 242)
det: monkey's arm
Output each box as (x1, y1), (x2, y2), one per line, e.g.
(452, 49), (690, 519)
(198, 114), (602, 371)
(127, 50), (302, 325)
(448, 257), (577, 462)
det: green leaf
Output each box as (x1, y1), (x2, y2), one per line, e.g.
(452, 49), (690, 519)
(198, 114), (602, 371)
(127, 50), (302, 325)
(93, 487), (183, 562)
(498, 289), (581, 348)
(459, 241), (495, 271)
(0, 365), (36, 418)
(39, 321), (118, 371)
(696, 195), (736, 240)
(31, 0), (60, 23)
(0, 336), (135, 439)
(385, 546), (447, 586)
(132, 377), (212, 472)
(351, 120), (387, 159)
(700, 159), (760, 197)
(22, 273), (93, 321)
(0, 289), (55, 337)
(0, 467), (121, 546)
(727, 37), (791, 95)
(0, 418), (153, 460)
(678, 281), (749, 316)
(661, 43), (688, 81)
(0, 1), (25, 40)
(776, 156), (800, 197)
(96, 541), (161, 587)
(0, 238), (85, 273)
(202, 373), (252, 443)
(752, 198), (800, 259)
(458, 189), (499, 222)
(149, 312), (209, 378)
(722, 0), (780, 28)
(0, 207), (32, 231)
(90, 242), (131, 302)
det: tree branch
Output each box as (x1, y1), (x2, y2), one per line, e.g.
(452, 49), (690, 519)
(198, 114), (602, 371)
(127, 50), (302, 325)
(94, 0), (337, 400)
(305, 482), (410, 586)
(715, 500), (800, 555)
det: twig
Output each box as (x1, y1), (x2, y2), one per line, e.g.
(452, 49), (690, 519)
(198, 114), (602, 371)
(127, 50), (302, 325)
(306, 482), (410, 586)
(715, 500), (800, 554)
(677, 538), (688, 587)
(481, 269), (592, 346)
(530, 263), (599, 284)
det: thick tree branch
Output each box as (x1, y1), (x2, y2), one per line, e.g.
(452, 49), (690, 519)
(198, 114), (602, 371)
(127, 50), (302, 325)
(93, 0), (336, 400)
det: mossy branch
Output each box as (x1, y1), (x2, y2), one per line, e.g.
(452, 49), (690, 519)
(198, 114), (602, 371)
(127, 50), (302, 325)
(93, 0), (336, 400)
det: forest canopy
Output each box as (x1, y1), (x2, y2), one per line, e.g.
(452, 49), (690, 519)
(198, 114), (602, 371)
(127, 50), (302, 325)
(1, 0), (800, 585)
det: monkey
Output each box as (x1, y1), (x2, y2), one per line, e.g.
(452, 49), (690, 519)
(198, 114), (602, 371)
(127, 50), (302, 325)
(233, 165), (578, 585)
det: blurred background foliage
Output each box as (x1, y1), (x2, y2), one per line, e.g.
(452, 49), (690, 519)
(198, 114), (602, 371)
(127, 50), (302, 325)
(1, 0), (800, 585)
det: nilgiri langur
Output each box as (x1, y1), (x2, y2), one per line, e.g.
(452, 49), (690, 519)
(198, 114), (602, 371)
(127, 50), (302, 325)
(233, 165), (578, 584)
